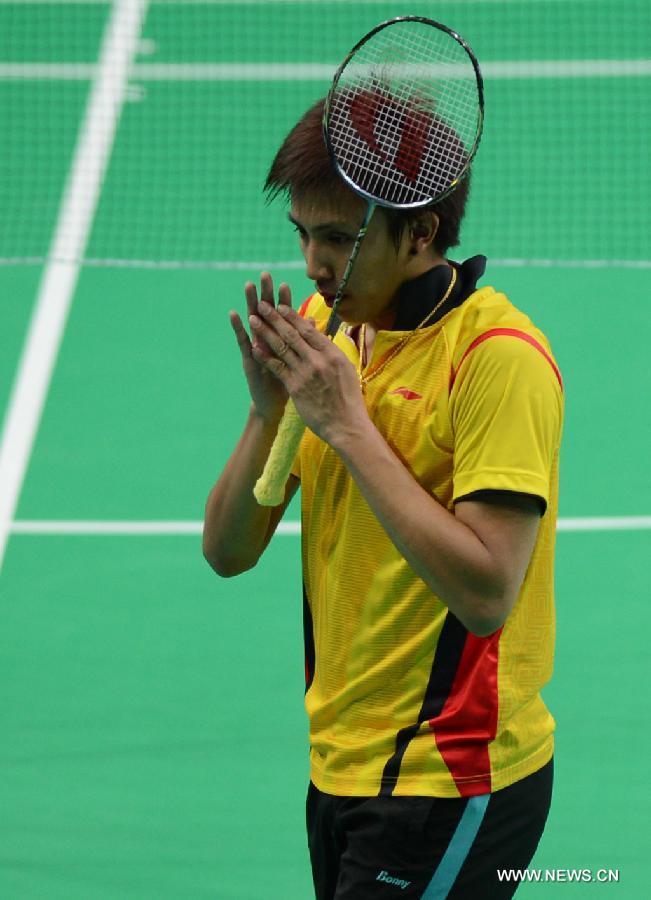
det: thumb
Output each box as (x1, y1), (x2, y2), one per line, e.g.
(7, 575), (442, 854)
(229, 311), (253, 359)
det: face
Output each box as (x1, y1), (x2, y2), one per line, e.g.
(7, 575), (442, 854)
(289, 191), (418, 328)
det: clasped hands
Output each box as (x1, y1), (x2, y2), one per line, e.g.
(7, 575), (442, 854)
(246, 276), (366, 446)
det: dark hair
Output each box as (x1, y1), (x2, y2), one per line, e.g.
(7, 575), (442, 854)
(264, 97), (471, 255)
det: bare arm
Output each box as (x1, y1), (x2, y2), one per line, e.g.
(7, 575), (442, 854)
(203, 274), (299, 577)
(203, 410), (299, 576)
(332, 420), (539, 635)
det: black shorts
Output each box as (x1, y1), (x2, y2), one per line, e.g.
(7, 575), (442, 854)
(306, 758), (553, 899)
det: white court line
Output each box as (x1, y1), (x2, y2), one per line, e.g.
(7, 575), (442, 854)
(2, 59), (651, 81)
(9, 518), (651, 536)
(9, 520), (300, 536)
(490, 259), (651, 270)
(0, 0), (148, 575)
(0, 0), (616, 5)
(557, 518), (651, 532)
(1, 257), (651, 271)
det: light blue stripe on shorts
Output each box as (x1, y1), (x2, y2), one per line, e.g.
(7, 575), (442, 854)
(421, 793), (490, 899)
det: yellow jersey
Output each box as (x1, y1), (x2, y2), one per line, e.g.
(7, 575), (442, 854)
(293, 260), (564, 798)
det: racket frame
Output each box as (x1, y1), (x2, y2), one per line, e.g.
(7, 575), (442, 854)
(322, 16), (484, 331)
(323, 15), (485, 212)
(255, 16), (484, 503)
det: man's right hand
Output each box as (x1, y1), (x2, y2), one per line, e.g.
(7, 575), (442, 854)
(229, 271), (291, 424)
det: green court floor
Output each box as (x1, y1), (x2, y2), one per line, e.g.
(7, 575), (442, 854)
(1, 1), (649, 897)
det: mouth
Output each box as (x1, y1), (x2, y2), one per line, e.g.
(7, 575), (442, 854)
(318, 289), (346, 309)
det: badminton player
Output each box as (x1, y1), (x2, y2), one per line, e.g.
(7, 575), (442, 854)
(203, 97), (564, 898)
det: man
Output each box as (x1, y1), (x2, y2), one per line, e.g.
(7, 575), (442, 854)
(203, 98), (563, 898)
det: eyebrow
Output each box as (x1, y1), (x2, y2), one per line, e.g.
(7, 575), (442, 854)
(287, 213), (353, 233)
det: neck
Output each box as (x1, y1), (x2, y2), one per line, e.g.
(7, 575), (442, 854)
(368, 255), (450, 332)
(359, 257), (453, 362)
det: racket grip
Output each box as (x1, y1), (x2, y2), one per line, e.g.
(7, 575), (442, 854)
(254, 399), (305, 506)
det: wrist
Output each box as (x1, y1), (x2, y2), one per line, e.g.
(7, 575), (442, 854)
(248, 402), (284, 432)
(326, 414), (377, 459)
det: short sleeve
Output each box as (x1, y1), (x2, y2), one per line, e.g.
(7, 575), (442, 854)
(449, 332), (564, 508)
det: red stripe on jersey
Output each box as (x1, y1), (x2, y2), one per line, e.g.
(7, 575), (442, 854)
(429, 628), (502, 796)
(298, 297), (313, 318)
(449, 328), (564, 392)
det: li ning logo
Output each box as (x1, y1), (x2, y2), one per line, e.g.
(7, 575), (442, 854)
(376, 870), (412, 891)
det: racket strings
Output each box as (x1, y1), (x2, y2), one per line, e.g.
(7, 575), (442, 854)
(355, 24), (480, 134)
(330, 93), (468, 205)
(328, 19), (481, 206)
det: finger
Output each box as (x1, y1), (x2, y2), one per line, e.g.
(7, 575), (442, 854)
(250, 311), (301, 366)
(277, 304), (331, 350)
(260, 271), (275, 306)
(229, 311), (252, 357)
(244, 281), (259, 317)
(278, 282), (293, 310)
(251, 342), (293, 389)
(254, 303), (309, 363)
(233, 308), (275, 361)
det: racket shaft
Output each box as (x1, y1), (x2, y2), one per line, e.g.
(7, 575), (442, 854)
(327, 201), (375, 336)
(253, 399), (304, 506)
(256, 204), (376, 503)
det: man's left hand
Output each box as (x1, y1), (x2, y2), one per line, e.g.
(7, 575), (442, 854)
(249, 296), (367, 446)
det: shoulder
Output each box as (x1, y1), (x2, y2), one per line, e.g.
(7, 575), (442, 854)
(297, 292), (330, 329)
(446, 288), (563, 394)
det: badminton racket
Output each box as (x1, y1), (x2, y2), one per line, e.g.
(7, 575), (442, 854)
(254, 16), (484, 505)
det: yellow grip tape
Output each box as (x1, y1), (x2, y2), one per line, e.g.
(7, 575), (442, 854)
(253, 399), (305, 506)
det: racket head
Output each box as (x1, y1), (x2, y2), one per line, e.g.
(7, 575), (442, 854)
(323, 16), (484, 210)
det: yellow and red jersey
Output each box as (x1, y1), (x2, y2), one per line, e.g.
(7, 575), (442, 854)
(292, 270), (564, 798)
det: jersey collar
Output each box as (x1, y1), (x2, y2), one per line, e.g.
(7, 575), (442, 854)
(392, 255), (487, 331)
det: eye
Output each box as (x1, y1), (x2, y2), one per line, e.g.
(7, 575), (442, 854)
(293, 225), (307, 242)
(328, 232), (353, 246)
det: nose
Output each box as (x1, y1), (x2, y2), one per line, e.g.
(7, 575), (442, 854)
(304, 241), (332, 283)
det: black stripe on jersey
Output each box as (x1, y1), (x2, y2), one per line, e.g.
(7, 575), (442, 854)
(378, 612), (468, 796)
(303, 584), (315, 694)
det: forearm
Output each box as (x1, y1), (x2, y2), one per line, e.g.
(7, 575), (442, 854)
(203, 406), (284, 576)
(331, 420), (514, 635)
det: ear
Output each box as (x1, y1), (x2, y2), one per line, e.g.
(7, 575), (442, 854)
(409, 212), (439, 256)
